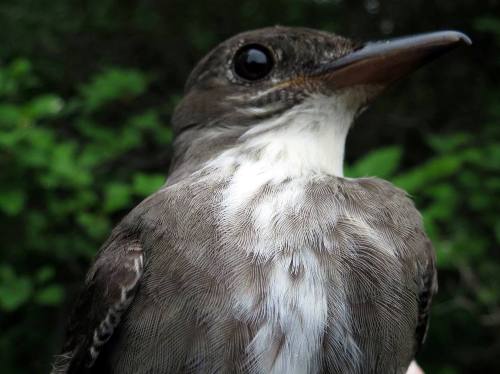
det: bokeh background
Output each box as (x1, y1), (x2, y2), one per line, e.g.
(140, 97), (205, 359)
(0, 0), (499, 373)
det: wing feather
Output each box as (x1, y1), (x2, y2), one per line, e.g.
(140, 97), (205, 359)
(414, 239), (438, 353)
(51, 229), (143, 374)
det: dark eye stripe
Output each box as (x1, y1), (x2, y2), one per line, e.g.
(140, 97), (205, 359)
(233, 44), (274, 81)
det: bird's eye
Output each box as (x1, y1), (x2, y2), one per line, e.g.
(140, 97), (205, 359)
(233, 44), (274, 81)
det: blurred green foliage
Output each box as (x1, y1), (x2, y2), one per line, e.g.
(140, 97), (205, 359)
(0, 0), (498, 373)
(0, 60), (170, 372)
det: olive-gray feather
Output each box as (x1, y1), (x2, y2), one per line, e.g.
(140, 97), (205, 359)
(54, 171), (436, 374)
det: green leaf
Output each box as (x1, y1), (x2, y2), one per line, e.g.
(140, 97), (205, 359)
(435, 240), (455, 268)
(132, 173), (165, 196)
(35, 266), (55, 283)
(0, 104), (23, 127)
(41, 142), (92, 188)
(0, 59), (37, 96)
(0, 189), (26, 215)
(0, 266), (32, 311)
(24, 94), (63, 119)
(35, 284), (64, 306)
(104, 182), (132, 212)
(128, 110), (161, 129)
(426, 132), (471, 153)
(76, 212), (111, 239)
(80, 68), (149, 112)
(153, 126), (173, 144)
(393, 154), (463, 194)
(9, 59), (32, 79)
(346, 146), (402, 179)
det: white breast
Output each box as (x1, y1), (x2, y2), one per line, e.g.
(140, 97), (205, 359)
(250, 250), (328, 374)
(205, 94), (361, 373)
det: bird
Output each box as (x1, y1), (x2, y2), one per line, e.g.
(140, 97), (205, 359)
(52, 26), (470, 374)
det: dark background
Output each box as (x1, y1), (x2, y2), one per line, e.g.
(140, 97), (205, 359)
(0, 0), (499, 373)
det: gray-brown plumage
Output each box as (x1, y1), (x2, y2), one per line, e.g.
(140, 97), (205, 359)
(52, 26), (470, 374)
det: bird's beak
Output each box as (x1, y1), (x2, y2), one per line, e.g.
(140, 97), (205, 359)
(311, 31), (471, 90)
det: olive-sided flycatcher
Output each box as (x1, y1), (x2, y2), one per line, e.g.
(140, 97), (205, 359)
(52, 26), (470, 374)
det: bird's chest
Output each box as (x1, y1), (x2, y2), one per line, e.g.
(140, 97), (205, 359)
(144, 164), (417, 373)
(245, 250), (328, 374)
(220, 178), (331, 373)
(198, 156), (412, 372)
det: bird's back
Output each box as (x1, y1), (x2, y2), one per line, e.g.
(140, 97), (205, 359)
(89, 169), (435, 374)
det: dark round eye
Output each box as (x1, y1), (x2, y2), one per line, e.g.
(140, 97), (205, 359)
(233, 44), (274, 81)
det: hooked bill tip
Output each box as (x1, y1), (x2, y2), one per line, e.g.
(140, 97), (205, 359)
(441, 30), (472, 46)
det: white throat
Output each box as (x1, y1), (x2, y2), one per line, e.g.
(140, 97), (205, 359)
(237, 94), (356, 178)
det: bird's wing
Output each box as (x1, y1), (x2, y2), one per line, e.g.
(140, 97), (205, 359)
(51, 229), (143, 374)
(414, 238), (438, 353)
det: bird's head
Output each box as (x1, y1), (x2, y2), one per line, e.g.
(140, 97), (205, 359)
(170, 26), (470, 180)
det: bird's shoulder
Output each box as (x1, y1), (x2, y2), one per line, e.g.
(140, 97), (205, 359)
(310, 175), (435, 278)
(304, 176), (437, 368)
(305, 175), (424, 229)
